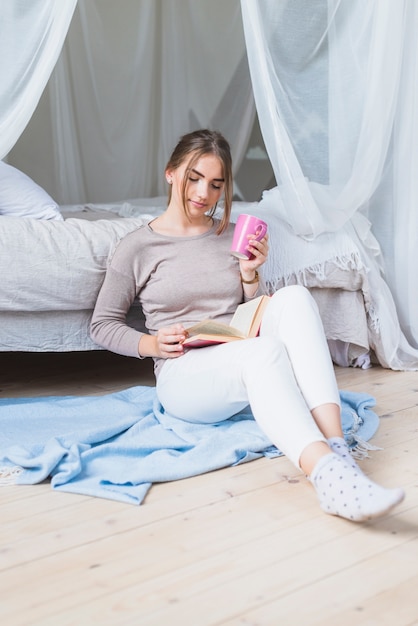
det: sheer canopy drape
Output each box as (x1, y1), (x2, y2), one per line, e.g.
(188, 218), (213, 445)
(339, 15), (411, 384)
(241, 0), (418, 370)
(47, 0), (255, 204)
(0, 0), (76, 160)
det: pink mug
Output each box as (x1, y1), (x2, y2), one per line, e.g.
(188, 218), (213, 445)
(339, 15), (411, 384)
(230, 214), (268, 260)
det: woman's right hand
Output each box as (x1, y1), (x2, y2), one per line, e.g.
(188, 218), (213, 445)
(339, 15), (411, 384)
(139, 325), (186, 359)
(156, 325), (187, 358)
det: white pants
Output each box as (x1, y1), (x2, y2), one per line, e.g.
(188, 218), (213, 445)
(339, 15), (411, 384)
(156, 285), (341, 468)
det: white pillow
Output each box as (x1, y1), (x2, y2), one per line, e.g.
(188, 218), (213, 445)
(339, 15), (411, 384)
(0, 161), (63, 220)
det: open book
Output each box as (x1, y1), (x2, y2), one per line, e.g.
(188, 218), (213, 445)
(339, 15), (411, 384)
(182, 295), (270, 348)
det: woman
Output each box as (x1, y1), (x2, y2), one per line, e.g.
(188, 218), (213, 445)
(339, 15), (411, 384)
(91, 129), (404, 522)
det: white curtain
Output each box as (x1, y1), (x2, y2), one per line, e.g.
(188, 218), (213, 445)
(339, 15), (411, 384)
(0, 0), (77, 160)
(48, 0), (255, 204)
(241, 0), (418, 370)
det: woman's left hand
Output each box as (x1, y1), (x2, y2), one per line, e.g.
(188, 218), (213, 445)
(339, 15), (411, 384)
(239, 234), (269, 275)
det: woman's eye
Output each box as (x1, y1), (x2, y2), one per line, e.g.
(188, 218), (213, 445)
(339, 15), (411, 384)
(188, 176), (221, 190)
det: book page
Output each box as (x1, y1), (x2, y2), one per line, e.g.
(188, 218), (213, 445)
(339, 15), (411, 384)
(185, 319), (245, 339)
(229, 296), (265, 336)
(184, 295), (268, 341)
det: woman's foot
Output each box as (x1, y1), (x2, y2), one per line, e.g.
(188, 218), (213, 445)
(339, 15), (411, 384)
(327, 436), (361, 471)
(310, 453), (405, 522)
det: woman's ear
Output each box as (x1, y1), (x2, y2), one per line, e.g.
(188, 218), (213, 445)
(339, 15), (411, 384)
(165, 169), (173, 185)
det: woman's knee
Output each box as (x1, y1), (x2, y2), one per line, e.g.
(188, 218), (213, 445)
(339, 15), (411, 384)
(272, 284), (314, 306)
(269, 285), (319, 317)
(261, 284), (322, 339)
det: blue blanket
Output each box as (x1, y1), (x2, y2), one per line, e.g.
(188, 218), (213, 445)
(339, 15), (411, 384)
(0, 387), (379, 505)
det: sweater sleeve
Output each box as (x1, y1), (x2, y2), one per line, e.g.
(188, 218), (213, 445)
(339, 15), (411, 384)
(90, 265), (146, 358)
(243, 273), (269, 302)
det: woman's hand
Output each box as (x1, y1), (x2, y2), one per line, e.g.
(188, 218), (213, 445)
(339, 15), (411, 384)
(139, 325), (186, 359)
(155, 324), (186, 359)
(239, 234), (269, 279)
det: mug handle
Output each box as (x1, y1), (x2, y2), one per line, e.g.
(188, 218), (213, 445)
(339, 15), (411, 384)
(254, 223), (267, 241)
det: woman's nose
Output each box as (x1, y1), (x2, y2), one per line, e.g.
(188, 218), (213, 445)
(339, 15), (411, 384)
(197, 181), (208, 199)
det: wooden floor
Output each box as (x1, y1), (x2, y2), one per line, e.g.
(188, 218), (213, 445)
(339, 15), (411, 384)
(0, 351), (417, 626)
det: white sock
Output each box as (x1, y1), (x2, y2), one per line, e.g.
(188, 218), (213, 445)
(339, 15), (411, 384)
(328, 436), (360, 471)
(310, 453), (405, 522)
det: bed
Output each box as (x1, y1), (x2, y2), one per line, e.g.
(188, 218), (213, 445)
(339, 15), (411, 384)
(0, 160), (376, 365)
(0, 189), (375, 368)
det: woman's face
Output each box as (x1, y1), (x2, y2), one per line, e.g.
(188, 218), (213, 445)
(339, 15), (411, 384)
(168, 154), (225, 218)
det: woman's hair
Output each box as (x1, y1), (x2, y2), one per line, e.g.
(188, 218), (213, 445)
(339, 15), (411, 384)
(165, 129), (233, 234)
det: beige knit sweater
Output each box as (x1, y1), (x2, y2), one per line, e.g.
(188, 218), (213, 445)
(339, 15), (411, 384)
(90, 219), (266, 377)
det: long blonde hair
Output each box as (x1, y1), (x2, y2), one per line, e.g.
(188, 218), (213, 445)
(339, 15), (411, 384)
(165, 129), (233, 234)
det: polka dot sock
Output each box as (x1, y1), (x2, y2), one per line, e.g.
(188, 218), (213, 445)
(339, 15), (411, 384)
(328, 436), (360, 471)
(310, 453), (405, 522)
